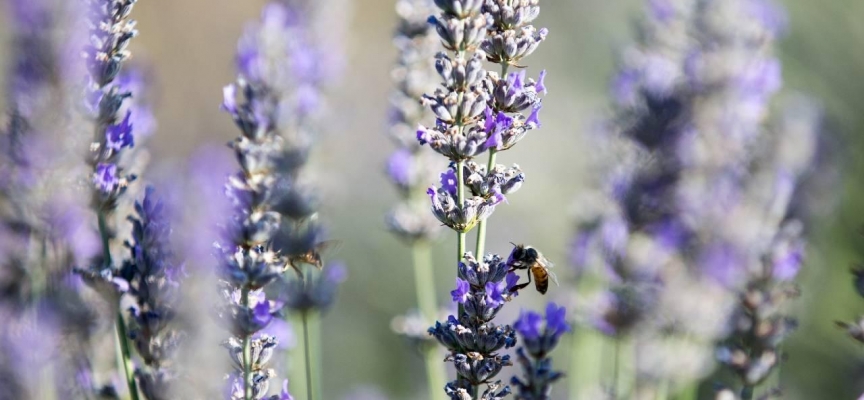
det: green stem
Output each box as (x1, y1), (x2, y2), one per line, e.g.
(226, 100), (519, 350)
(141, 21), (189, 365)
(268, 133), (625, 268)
(612, 337), (621, 400)
(98, 210), (139, 400)
(569, 329), (603, 399)
(412, 243), (446, 399)
(656, 380), (669, 400)
(456, 159), (466, 321)
(115, 311), (140, 400)
(675, 382), (698, 400)
(474, 149), (497, 259)
(241, 288), (252, 400)
(302, 311), (314, 400)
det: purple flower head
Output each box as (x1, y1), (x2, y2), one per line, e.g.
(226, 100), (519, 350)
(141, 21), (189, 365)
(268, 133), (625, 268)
(648, 0), (676, 22)
(106, 110), (135, 151)
(484, 111), (514, 150)
(237, 40), (262, 82)
(326, 262), (349, 284)
(451, 278), (470, 304)
(545, 302), (571, 337)
(526, 105), (542, 128)
(387, 149), (413, 187)
(746, 0), (788, 35)
(440, 168), (458, 196)
(93, 163), (119, 192)
(612, 68), (640, 106)
(514, 310), (543, 340)
(484, 281), (507, 308)
(535, 70), (548, 94)
(737, 57), (782, 101)
(491, 189), (507, 205)
(505, 271), (520, 293)
(253, 298), (274, 328)
(279, 380), (295, 400)
(700, 243), (744, 286)
(508, 71), (526, 94)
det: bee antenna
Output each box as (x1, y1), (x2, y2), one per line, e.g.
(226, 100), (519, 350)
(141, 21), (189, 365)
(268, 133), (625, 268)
(509, 242), (517, 247)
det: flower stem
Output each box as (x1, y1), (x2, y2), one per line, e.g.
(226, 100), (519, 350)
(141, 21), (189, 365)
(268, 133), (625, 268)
(115, 311), (140, 400)
(241, 287), (252, 400)
(302, 311), (314, 400)
(474, 149), (497, 259)
(569, 328), (603, 398)
(675, 382), (698, 400)
(98, 209), (140, 400)
(412, 243), (446, 398)
(456, 159), (466, 319)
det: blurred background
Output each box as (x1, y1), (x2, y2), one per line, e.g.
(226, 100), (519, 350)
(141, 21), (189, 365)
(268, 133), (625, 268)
(1, 0), (863, 399)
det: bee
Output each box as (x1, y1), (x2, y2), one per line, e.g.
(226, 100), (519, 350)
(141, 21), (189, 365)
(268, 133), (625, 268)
(506, 243), (558, 294)
(285, 240), (340, 279)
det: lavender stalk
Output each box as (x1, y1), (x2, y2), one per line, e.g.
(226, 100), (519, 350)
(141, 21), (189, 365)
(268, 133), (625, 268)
(570, 0), (818, 398)
(218, 2), (345, 399)
(419, 1), (554, 398)
(80, 1), (150, 398)
(511, 303), (570, 400)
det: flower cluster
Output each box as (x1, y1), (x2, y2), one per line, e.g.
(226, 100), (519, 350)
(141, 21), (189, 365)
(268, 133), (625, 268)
(84, 0), (142, 202)
(419, 0), (547, 231)
(511, 303), (569, 400)
(118, 187), (184, 400)
(570, 0), (818, 394)
(428, 252), (521, 398)
(217, 2), (345, 398)
(386, 0), (444, 243)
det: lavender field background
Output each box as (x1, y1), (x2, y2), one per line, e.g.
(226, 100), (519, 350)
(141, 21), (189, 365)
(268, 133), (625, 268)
(1, 0), (864, 399)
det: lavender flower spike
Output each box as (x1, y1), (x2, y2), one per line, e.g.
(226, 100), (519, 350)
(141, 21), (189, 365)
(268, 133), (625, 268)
(216, 2), (346, 399)
(570, 0), (819, 397)
(511, 303), (569, 400)
(120, 187), (185, 400)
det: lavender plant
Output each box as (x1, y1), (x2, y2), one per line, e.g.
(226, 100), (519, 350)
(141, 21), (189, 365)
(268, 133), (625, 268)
(118, 187), (184, 400)
(385, 0), (447, 396)
(511, 303), (569, 400)
(570, 0), (818, 398)
(0, 0), (116, 397)
(419, 1), (553, 398)
(74, 1), (155, 398)
(217, 2), (344, 399)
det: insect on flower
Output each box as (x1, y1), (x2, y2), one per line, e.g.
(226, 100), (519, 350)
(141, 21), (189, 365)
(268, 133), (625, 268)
(506, 243), (558, 294)
(285, 240), (341, 277)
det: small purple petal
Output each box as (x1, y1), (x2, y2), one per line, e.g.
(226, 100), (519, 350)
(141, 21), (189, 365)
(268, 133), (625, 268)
(484, 281), (507, 308)
(440, 169), (458, 197)
(93, 163), (119, 193)
(451, 278), (471, 304)
(514, 310), (543, 340)
(526, 105), (542, 128)
(535, 70), (548, 94)
(545, 302), (571, 337)
(387, 149), (413, 187)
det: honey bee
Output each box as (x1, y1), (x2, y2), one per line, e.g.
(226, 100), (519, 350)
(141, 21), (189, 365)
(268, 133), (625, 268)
(506, 243), (558, 294)
(285, 240), (340, 279)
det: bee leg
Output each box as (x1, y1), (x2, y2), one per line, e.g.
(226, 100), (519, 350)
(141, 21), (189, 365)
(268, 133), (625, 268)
(286, 261), (305, 281)
(509, 271), (532, 293)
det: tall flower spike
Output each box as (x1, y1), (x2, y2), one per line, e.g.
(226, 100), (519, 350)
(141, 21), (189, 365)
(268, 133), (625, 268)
(510, 303), (569, 400)
(386, 0), (443, 243)
(217, 2), (345, 399)
(428, 252), (523, 398)
(570, 0), (818, 397)
(120, 187), (184, 400)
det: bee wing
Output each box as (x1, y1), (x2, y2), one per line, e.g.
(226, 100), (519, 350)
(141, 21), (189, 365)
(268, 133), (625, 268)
(547, 268), (559, 287)
(538, 254), (554, 269)
(317, 239), (343, 254)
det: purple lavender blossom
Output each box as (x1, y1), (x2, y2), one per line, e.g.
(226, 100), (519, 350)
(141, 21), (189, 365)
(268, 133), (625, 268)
(570, 0), (819, 396)
(510, 303), (569, 399)
(451, 278), (471, 304)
